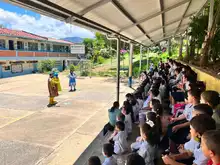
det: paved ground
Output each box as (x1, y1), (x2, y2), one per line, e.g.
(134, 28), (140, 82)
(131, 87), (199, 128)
(0, 74), (134, 165)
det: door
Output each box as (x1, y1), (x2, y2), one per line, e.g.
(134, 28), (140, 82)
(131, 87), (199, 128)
(9, 40), (14, 50)
(63, 60), (66, 71)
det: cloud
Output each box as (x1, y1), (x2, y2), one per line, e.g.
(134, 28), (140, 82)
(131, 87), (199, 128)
(0, 8), (95, 39)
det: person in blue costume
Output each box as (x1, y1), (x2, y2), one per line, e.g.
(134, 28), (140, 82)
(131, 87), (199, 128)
(68, 70), (76, 92)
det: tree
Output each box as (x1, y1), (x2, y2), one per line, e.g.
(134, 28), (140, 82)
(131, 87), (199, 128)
(200, 1), (220, 66)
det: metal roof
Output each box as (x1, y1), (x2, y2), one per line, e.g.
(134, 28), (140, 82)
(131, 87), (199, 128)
(6, 0), (208, 46)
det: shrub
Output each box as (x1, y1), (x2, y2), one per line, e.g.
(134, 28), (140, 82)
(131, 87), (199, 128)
(69, 64), (75, 71)
(81, 71), (89, 76)
(37, 60), (55, 73)
(97, 56), (105, 64)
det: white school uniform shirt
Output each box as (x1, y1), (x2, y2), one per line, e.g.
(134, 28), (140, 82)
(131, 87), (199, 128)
(137, 141), (157, 165)
(102, 156), (117, 165)
(184, 138), (200, 153)
(183, 104), (194, 121)
(124, 113), (132, 134)
(137, 99), (144, 110)
(113, 131), (128, 155)
(132, 103), (140, 122)
(131, 136), (143, 151)
(193, 146), (208, 165)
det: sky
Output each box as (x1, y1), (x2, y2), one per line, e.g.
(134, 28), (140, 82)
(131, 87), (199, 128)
(0, 0), (95, 39)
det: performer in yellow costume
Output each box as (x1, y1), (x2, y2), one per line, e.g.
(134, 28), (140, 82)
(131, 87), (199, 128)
(48, 73), (59, 107)
(53, 72), (62, 95)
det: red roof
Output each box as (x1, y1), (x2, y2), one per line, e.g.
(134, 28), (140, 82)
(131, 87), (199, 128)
(47, 37), (73, 45)
(0, 28), (46, 41)
(0, 28), (73, 45)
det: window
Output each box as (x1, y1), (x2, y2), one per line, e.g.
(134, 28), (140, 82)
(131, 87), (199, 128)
(53, 45), (65, 52)
(41, 43), (45, 51)
(65, 46), (70, 52)
(28, 42), (38, 51)
(17, 41), (24, 50)
(0, 39), (5, 49)
(46, 44), (50, 51)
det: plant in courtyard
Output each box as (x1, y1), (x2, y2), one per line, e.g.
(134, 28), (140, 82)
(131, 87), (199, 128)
(37, 60), (55, 73)
(69, 64), (75, 71)
(97, 56), (105, 64)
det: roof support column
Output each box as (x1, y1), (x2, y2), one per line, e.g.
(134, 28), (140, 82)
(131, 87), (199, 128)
(139, 45), (143, 74)
(208, 0), (214, 32)
(179, 36), (183, 60)
(128, 42), (133, 88)
(116, 36), (121, 102)
(168, 39), (172, 56)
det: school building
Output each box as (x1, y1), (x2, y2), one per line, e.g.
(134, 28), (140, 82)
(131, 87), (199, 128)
(0, 27), (85, 78)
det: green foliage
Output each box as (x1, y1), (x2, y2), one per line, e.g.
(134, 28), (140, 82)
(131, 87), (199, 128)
(80, 71), (89, 76)
(69, 64), (75, 71)
(37, 60), (55, 73)
(97, 56), (105, 64)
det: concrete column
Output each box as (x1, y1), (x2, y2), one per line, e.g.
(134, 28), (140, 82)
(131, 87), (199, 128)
(38, 42), (41, 51)
(128, 42), (133, 88)
(147, 48), (149, 72)
(139, 45), (142, 74)
(14, 39), (17, 50)
(179, 36), (183, 59)
(168, 39), (171, 56)
(116, 36), (121, 102)
(50, 44), (53, 52)
(24, 42), (28, 50)
(5, 39), (9, 49)
(208, 0), (214, 32)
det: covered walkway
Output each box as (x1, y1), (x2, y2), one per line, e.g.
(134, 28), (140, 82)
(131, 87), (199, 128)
(3, 0), (215, 165)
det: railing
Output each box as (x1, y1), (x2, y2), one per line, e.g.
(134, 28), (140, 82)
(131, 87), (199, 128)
(0, 47), (71, 53)
(0, 49), (74, 58)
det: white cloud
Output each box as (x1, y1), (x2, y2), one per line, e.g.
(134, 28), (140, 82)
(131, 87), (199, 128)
(0, 8), (95, 39)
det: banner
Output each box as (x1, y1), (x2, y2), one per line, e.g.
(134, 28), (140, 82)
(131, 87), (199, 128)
(11, 64), (23, 73)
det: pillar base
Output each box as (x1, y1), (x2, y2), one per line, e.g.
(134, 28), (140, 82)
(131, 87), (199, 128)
(128, 77), (132, 87)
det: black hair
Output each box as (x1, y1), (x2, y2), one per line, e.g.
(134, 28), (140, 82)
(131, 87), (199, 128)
(126, 93), (132, 98)
(140, 123), (160, 146)
(194, 104), (213, 116)
(203, 130), (220, 155)
(123, 101), (133, 115)
(201, 91), (220, 109)
(190, 114), (216, 137)
(151, 88), (159, 97)
(88, 156), (101, 165)
(151, 99), (161, 107)
(117, 113), (125, 122)
(174, 68), (181, 74)
(110, 101), (119, 112)
(188, 89), (201, 103)
(103, 143), (114, 157)
(126, 153), (145, 165)
(115, 121), (125, 131)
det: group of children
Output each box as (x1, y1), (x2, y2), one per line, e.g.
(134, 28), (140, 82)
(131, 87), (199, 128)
(88, 58), (220, 165)
(47, 70), (77, 107)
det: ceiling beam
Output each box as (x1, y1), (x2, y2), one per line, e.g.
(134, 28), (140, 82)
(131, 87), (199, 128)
(175, 0), (192, 34)
(134, 12), (195, 40)
(141, 23), (188, 43)
(111, 0), (154, 43)
(78, 0), (112, 16)
(118, 0), (190, 32)
(159, 0), (165, 37)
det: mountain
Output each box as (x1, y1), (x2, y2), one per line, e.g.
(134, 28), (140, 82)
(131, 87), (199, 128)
(61, 37), (83, 43)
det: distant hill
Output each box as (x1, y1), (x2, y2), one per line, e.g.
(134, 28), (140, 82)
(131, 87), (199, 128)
(61, 37), (83, 43)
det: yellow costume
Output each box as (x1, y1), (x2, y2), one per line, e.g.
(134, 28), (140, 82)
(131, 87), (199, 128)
(48, 75), (59, 106)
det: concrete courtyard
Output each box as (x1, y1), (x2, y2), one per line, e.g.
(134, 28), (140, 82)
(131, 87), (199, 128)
(0, 74), (133, 165)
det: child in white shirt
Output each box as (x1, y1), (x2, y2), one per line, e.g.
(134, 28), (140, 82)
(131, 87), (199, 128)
(109, 121), (128, 155)
(162, 115), (216, 165)
(102, 143), (117, 165)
